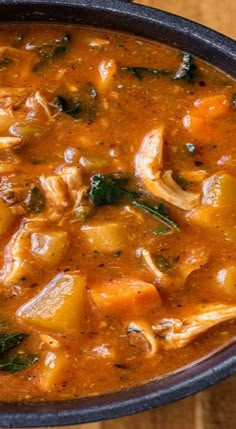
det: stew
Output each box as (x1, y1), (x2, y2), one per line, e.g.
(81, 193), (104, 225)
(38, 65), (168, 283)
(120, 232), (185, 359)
(0, 24), (235, 402)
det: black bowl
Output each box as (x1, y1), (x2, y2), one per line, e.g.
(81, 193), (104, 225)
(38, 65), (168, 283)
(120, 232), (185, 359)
(0, 1), (235, 427)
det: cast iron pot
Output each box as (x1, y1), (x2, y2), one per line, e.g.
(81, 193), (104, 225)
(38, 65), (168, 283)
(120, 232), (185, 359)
(0, 0), (235, 427)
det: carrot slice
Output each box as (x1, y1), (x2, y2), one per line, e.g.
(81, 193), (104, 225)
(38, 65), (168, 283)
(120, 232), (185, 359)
(91, 279), (161, 319)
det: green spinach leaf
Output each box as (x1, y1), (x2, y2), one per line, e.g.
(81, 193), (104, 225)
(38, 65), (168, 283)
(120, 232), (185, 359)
(89, 173), (180, 231)
(0, 353), (39, 373)
(173, 52), (196, 83)
(53, 83), (97, 124)
(121, 66), (172, 80)
(0, 333), (27, 356)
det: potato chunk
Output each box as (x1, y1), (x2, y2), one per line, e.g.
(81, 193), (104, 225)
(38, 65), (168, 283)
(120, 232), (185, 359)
(81, 222), (124, 254)
(188, 173), (236, 243)
(91, 279), (161, 320)
(97, 59), (117, 92)
(31, 230), (69, 266)
(39, 350), (70, 392)
(216, 266), (236, 297)
(17, 272), (86, 335)
(0, 198), (14, 234)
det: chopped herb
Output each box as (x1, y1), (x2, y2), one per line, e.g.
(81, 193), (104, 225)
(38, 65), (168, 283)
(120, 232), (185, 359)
(132, 200), (180, 231)
(0, 353), (38, 373)
(26, 186), (45, 213)
(89, 173), (131, 205)
(185, 142), (196, 155)
(0, 333), (27, 356)
(0, 58), (12, 68)
(121, 66), (172, 80)
(232, 94), (236, 109)
(154, 226), (170, 235)
(53, 83), (97, 124)
(173, 52), (196, 83)
(89, 173), (180, 231)
(33, 34), (70, 72)
(155, 255), (173, 274)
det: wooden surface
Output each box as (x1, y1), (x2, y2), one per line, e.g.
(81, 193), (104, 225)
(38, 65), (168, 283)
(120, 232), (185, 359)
(79, 1), (236, 428)
(7, 2), (235, 429)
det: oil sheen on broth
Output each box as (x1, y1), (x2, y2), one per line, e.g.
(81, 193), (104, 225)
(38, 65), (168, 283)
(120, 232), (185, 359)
(0, 24), (235, 402)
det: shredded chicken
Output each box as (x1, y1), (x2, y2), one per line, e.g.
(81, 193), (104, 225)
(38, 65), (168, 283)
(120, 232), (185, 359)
(26, 91), (53, 121)
(127, 320), (158, 356)
(40, 166), (85, 222)
(0, 136), (23, 150)
(40, 175), (68, 222)
(153, 304), (236, 349)
(179, 170), (207, 183)
(0, 87), (29, 112)
(140, 247), (209, 290)
(0, 220), (39, 287)
(135, 128), (200, 210)
(140, 248), (171, 286)
(56, 165), (83, 203)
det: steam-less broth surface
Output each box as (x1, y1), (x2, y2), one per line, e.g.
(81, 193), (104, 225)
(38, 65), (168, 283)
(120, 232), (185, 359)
(0, 24), (235, 402)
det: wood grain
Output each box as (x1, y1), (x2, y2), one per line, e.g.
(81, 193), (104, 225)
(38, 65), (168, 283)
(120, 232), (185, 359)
(6, 2), (235, 429)
(136, 0), (236, 39)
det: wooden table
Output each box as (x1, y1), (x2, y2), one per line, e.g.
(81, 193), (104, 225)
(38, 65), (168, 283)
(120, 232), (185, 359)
(79, 2), (236, 428)
(7, 2), (235, 429)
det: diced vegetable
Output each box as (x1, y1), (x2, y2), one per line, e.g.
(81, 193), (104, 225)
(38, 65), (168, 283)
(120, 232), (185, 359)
(183, 95), (230, 141)
(79, 155), (108, 172)
(98, 59), (117, 91)
(193, 95), (230, 119)
(0, 198), (14, 234)
(188, 173), (236, 243)
(216, 266), (236, 296)
(202, 173), (236, 207)
(39, 350), (69, 392)
(17, 272), (86, 336)
(81, 222), (124, 254)
(31, 231), (69, 266)
(91, 279), (161, 319)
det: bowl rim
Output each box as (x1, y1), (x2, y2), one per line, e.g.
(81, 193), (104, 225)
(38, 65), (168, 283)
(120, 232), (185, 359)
(0, 0), (235, 426)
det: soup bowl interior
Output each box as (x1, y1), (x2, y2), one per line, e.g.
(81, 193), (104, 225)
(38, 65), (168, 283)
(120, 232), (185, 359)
(0, 0), (235, 427)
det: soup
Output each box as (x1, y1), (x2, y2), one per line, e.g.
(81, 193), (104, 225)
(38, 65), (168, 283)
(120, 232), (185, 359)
(0, 24), (235, 402)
